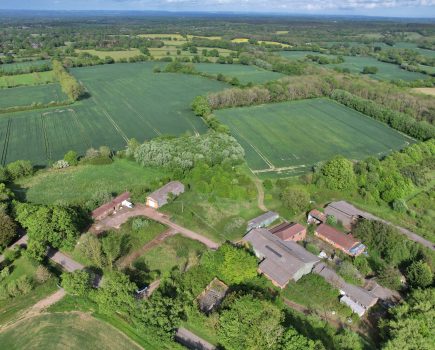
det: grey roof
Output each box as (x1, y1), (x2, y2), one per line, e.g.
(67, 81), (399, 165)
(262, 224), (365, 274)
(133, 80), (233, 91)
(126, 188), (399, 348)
(313, 263), (378, 309)
(244, 228), (319, 287)
(247, 211), (279, 228)
(340, 295), (366, 317)
(147, 181), (184, 206)
(197, 278), (228, 314)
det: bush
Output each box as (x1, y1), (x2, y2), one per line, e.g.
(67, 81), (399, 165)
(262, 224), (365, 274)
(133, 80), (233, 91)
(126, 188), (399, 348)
(406, 260), (433, 288)
(35, 265), (52, 283)
(64, 150), (78, 166)
(52, 160), (70, 169)
(0, 212), (17, 248)
(61, 270), (92, 296)
(280, 186), (310, 214)
(326, 215), (337, 225)
(132, 217), (150, 231)
(392, 199), (408, 213)
(6, 160), (33, 180)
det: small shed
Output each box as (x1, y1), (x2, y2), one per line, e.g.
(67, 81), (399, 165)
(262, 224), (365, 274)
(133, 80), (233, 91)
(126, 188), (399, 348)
(146, 181), (185, 209)
(247, 211), (279, 232)
(307, 209), (326, 225)
(197, 278), (229, 314)
(92, 192), (131, 220)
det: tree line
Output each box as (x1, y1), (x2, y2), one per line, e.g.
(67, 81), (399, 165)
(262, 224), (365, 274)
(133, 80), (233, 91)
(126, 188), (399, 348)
(52, 60), (85, 101)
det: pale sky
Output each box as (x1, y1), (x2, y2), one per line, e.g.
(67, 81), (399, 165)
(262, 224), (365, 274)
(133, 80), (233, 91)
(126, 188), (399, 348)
(0, 0), (434, 17)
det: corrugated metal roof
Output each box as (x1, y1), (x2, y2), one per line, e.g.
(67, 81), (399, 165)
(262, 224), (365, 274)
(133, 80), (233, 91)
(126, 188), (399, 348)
(247, 211), (279, 228)
(147, 181), (184, 206)
(316, 224), (360, 251)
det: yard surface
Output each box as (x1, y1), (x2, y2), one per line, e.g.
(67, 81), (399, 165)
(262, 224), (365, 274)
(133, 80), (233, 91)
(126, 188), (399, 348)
(15, 158), (170, 205)
(0, 312), (142, 350)
(0, 62), (227, 165)
(215, 98), (413, 175)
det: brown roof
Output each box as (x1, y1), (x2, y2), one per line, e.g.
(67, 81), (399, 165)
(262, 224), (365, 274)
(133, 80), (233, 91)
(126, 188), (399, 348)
(315, 224), (359, 251)
(309, 209), (326, 222)
(92, 192), (130, 218)
(270, 222), (305, 240)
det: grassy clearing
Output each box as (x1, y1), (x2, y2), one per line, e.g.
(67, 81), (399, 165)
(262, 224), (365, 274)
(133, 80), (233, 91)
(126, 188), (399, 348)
(162, 190), (261, 243)
(134, 234), (207, 277)
(215, 98), (413, 174)
(394, 42), (435, 58)
(258, 40), (291, 48)
(0, 62), (226, 165)
(75, 48), (142, 60)
(0, 71), (55, 88)
(0, 83), (66, 109)
(231, 38), (249, 43)
(412, 87), (435, 96)
(49, 295), (182, 349)
(15, 158), (170, 205)
(0, 313), (143, 350)
(193, 63), (284, 84)
(283, 274), (353, 319)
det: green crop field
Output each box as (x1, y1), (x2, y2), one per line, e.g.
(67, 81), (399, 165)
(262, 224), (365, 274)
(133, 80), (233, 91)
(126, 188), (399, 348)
(75, 49), (142, 60)
(0, 313), (142, 350)
(215, 98), (413, 176)
(0, 84), (66, 109)
(193, 63), (284, 84)
(0, 60), (51, 73)
(394, 42), (435, 57)
(0, 62), (226, 165)
(0, 71), (55, 88)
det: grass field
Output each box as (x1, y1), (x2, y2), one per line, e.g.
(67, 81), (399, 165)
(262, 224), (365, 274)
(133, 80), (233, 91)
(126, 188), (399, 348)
(394, 42), (435, 58)
(215, 98), (413, 175)
(0, 60), (50, 73)
(412, 87), (435, 96)
(0, 62), (226, 165)
(193, 63), (284, 84)
(280, 51), (428, 81)
(0, 84), (66, 109)
(134, 234), (207, 277)
(15, 158), (170, 205)
(75, 49), (142, 60)
(0, 71), (55, 88)
(327, 56), (428, 81)
(0, 313), (142, 350)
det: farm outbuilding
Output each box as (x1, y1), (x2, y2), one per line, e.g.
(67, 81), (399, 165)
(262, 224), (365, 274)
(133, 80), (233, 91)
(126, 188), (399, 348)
(246, 211), (279, 232)
(315, 224), (365, 257)
(307, 209), (326, 225)
(244, 228), (319, 288)
(197, 278), (229, 314)
(92, 192), (131, 220)
(269, 222), (306, 242)
(146, 181), (185, 209)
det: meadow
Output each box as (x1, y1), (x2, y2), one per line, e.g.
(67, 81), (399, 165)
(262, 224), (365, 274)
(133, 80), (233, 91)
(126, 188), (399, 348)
(0, 313), (142, 350)
(75, 48), (142, 60)
(193, 63), (285, 84)
(215, 98), (413, 175)
(16, 158), (170, 205)
(0, 62), (227, 165)
(0, 71), (55, 88)
(280, 51), (428, 81)
(0, 84), (66, 109)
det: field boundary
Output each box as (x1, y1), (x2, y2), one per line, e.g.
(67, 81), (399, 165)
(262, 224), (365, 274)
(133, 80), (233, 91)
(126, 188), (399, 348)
(1, 119), (11, 166)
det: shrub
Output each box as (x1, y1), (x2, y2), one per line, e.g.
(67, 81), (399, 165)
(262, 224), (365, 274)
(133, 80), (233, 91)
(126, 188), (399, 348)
(6, 160), (33, 180)
(326, 215), (337, 225)
(0, 212), (17, 248)
(64, 150), (78, 166)
(406, 260), (433, 288)
(280, 186), (310, 214)
(52, 160), (70, 169)
(35, 265), (52, 283)
(132, 217), (150, 231)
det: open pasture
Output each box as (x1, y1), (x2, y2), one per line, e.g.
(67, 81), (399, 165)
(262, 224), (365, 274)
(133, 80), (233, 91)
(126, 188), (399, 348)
(0, 70), (55, 88)
(0, 62), (226, 165)
(0, 60), (50, 73)
(215, 98), (413, 175)
(75, 49), (142, 60)
(0, 84), (66, 109)
(193, 63), (285, 84)
(0, 313), (142, 350)
(328, 56), (429, 81)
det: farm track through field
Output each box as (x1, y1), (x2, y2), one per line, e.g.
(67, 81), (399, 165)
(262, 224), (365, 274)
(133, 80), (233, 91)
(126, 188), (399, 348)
(70, 109), (93, 149)
(40, 114), (51, 161)
(1, 119), (11, 166)
(232, 126), (274, 169)
(106, 80), (162, 136)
